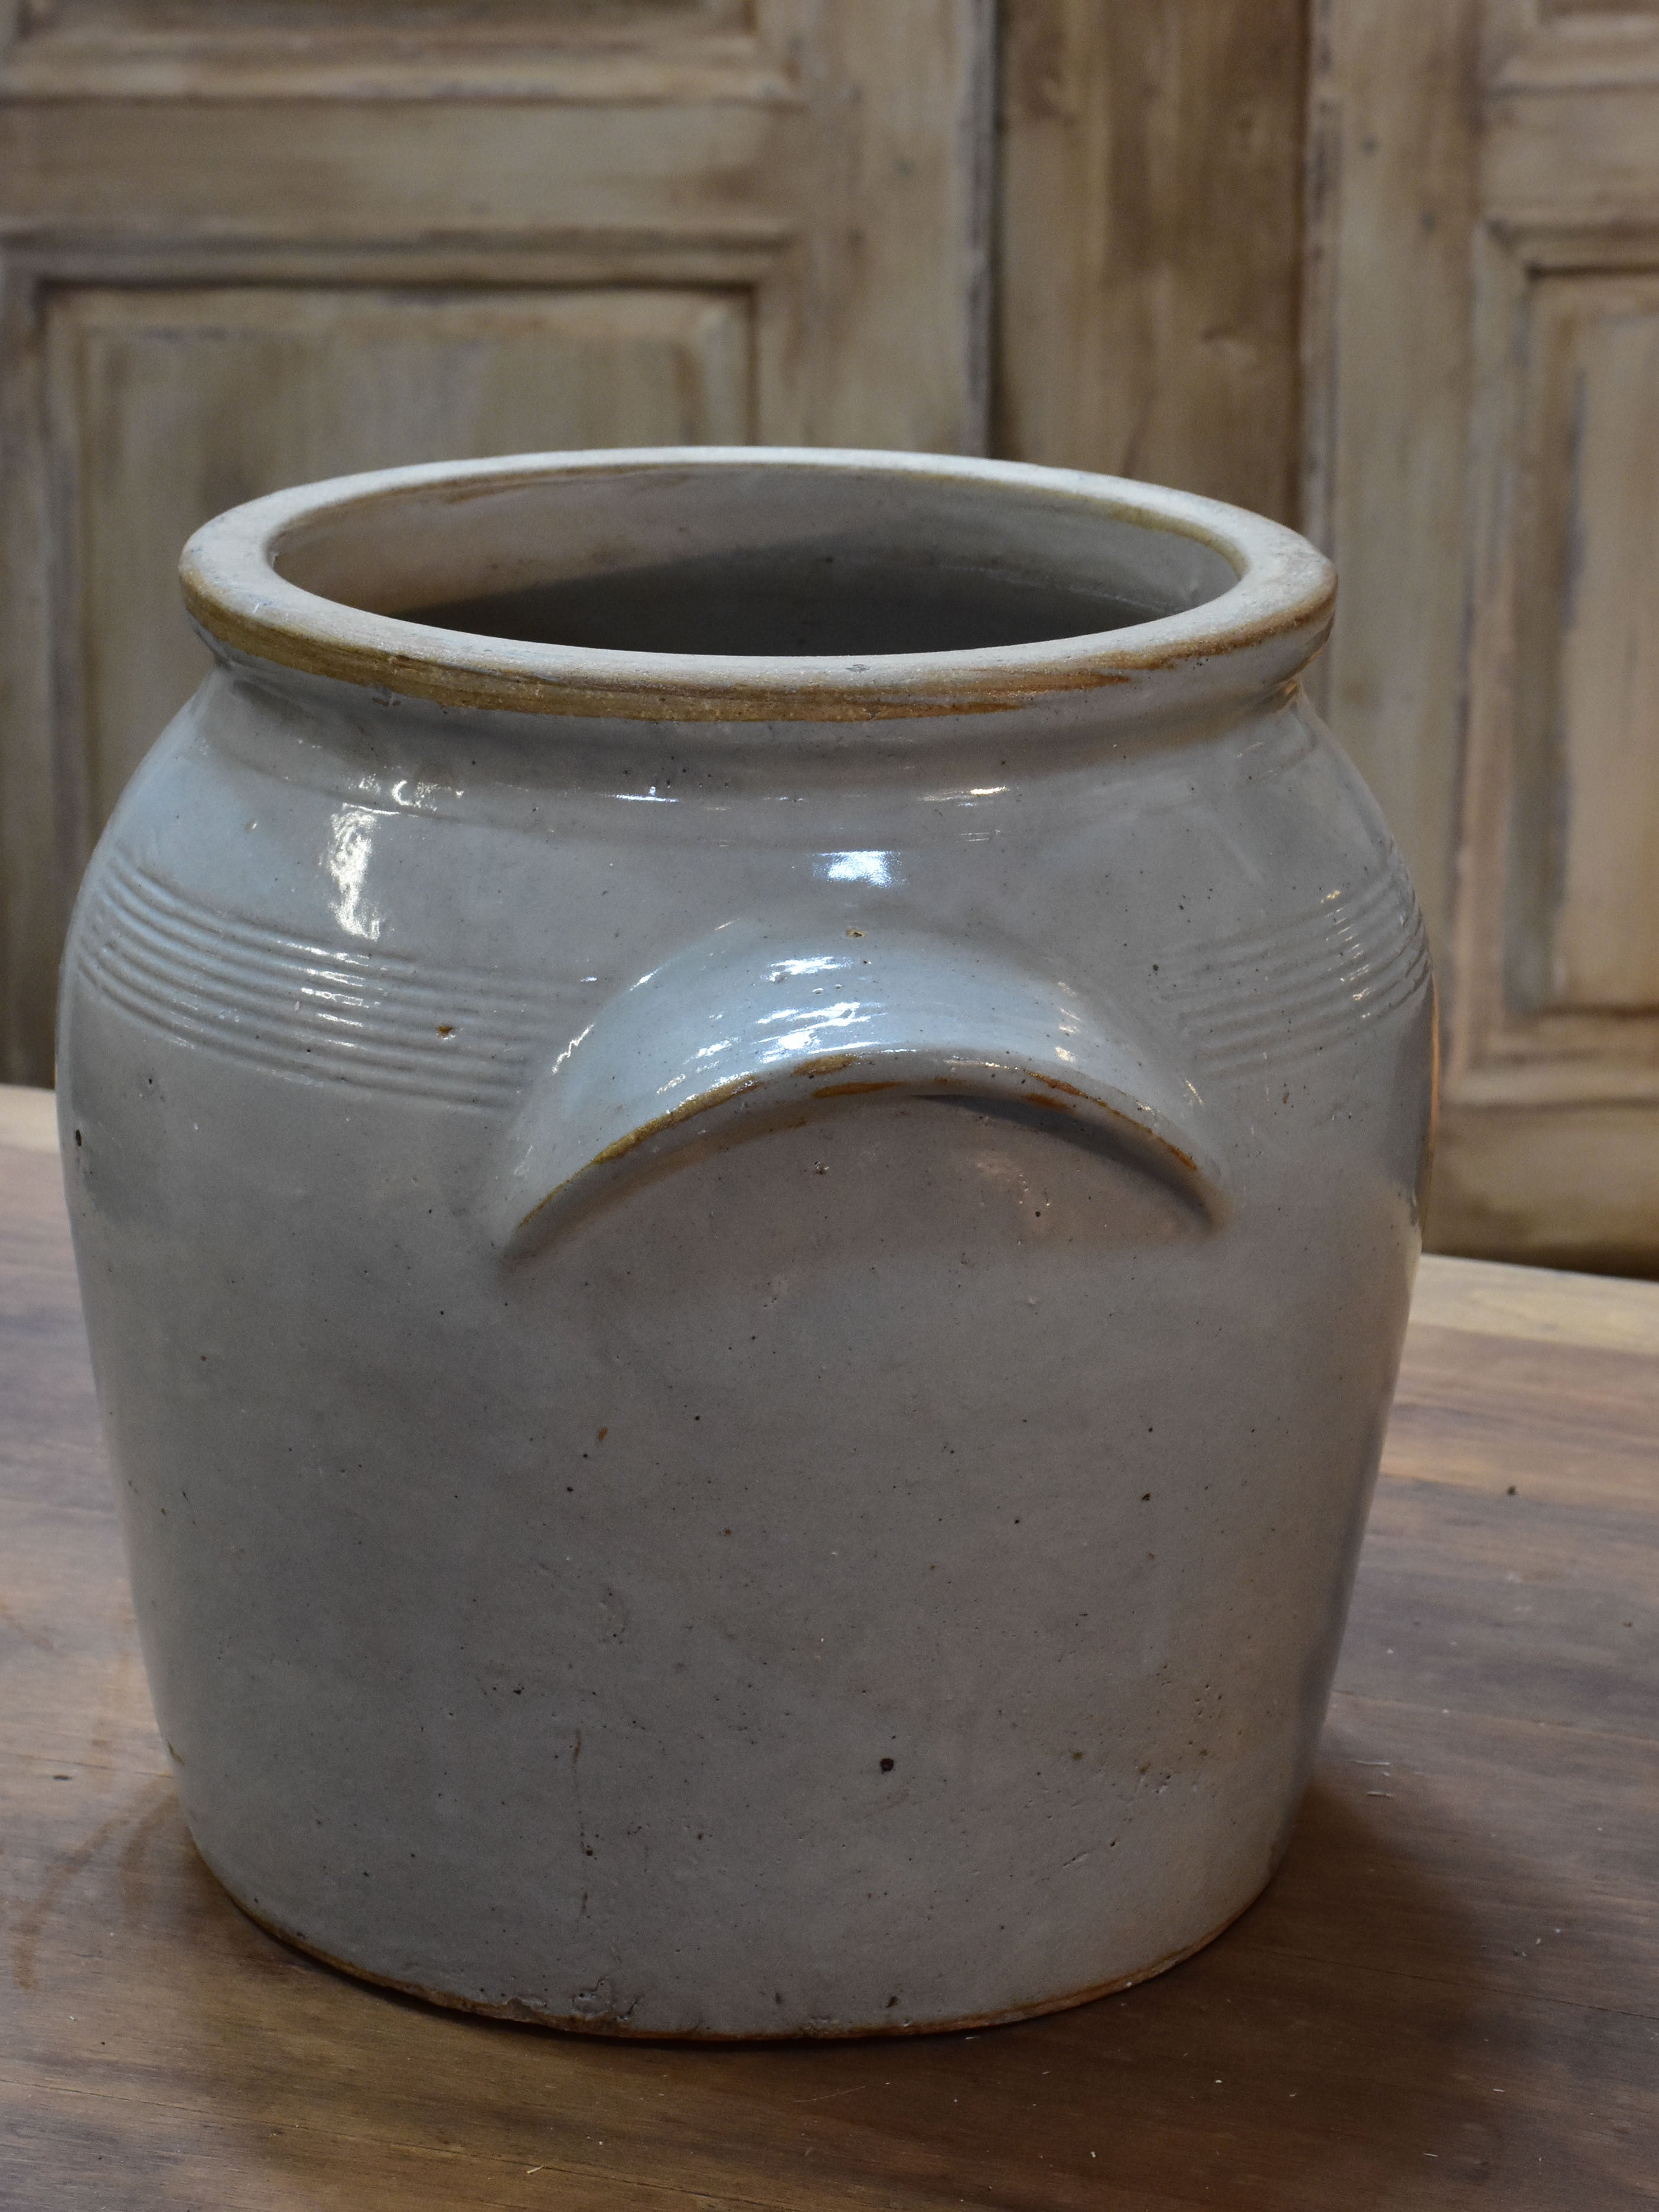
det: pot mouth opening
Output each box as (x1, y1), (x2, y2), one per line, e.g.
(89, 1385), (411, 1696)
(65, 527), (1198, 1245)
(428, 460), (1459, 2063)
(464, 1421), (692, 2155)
(180, 448), (1336, 724)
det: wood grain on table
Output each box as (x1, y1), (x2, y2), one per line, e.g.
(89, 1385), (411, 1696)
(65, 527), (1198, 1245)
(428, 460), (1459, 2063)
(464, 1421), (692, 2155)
(2, 1084), (1655, 2210)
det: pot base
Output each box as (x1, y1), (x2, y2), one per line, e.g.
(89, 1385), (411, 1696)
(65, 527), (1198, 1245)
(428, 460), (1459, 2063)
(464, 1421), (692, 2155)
(203, 1847), (1269, 2042)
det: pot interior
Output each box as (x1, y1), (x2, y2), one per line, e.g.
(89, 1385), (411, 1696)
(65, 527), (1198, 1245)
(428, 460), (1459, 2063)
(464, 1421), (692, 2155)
(272, 458), (1241, 660)
(410, 555), (1155, 658)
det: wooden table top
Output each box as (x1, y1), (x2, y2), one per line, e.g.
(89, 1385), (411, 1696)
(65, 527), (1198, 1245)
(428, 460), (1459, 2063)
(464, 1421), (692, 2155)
(2, 1082), (1655, 2209)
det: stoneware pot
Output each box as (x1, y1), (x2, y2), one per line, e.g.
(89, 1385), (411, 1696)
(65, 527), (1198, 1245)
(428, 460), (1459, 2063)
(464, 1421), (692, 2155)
(58, 447), (1434, 2038)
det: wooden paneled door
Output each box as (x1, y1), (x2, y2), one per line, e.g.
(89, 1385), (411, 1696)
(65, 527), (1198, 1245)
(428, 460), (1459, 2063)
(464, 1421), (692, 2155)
(1308, 0), (1659, 1270)
(0, 0), (993, 1081)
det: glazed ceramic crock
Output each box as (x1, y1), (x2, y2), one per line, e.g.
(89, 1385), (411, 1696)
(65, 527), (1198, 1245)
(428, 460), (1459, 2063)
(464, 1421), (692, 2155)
(57, 448), (1434, 2038)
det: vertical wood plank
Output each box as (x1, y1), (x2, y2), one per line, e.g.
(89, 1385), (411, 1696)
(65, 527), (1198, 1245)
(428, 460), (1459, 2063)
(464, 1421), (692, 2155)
(0, 261), (61, 1087)
(995, 0), (1308, 525)
(770, 0), (994, 454)
(1300, 0), (1481, 962)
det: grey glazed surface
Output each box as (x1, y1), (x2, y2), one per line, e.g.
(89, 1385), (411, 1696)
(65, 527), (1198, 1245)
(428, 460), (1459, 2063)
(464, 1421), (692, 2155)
(58, 450), (1433, 2036)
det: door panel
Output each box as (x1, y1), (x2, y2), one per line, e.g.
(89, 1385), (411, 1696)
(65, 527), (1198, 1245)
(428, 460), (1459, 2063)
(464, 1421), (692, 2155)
(1514, 272), (1659, 1015)
(1306, 0), (1659, 1267)
(0, 0), (995, 1079)
(47, 285), (752, 829)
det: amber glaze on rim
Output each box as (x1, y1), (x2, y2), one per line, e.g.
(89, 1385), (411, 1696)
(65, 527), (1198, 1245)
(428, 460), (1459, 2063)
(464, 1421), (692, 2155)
(179, 447), (1336, 726)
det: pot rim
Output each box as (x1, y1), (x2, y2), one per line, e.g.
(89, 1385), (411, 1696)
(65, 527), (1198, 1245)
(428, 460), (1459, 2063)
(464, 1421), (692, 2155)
(180, 446), (1335, 726)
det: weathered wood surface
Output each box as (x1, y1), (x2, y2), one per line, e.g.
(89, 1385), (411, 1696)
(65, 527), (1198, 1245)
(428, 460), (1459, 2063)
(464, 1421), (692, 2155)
(2, 1084), (1656, 2207)
(996, 0), (1308, 526)
(1306, 0), (1659, 1269)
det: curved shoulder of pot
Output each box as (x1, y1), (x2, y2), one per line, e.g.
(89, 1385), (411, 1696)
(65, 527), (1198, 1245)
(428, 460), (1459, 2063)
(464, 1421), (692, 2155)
(491, 927), (1227, 1259)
